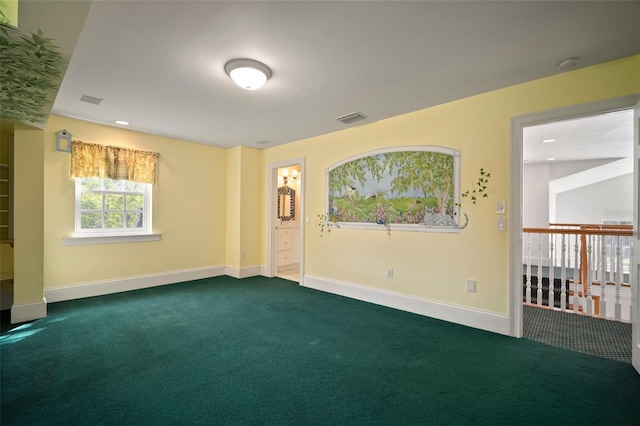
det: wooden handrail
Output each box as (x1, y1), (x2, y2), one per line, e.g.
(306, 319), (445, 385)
(523, 225), (632, 305)
(549, 222), (632, 228)
(523, 227), (632, 236)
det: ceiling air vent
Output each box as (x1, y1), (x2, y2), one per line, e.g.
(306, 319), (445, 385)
(80, 94), (103, 105)
(256, 140), (272, 145)
(335, 112), (366, 124)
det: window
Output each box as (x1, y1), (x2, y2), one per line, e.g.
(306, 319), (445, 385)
(75, 177), (152, 236)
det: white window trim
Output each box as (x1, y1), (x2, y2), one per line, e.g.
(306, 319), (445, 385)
(67, 178), (160, 245)
(62, 233), (161, 246)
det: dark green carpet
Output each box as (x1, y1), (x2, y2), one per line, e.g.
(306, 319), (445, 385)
(2, 276), (639, 425)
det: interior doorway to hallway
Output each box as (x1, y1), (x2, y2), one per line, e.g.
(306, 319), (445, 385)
(521, 109), (633, 362)
(509, 95), (639, 368)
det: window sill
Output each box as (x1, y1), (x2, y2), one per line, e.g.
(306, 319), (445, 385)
(62, 233), (162, 246)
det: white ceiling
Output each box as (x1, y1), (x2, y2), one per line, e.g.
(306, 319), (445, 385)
(47, 0), (640, 149)
(523, 109), (634, 164)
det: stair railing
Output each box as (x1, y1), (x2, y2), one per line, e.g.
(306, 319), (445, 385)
(522, 223), (632, 321)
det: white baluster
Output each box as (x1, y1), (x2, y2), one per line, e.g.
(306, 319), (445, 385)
(537, 235), (543, 306)
(549, 234), (555, 309)
(615, 236), (622, 320)
(585, 234), (593, 315)
(573, 235), (580, 313)
(560, 233), (567, 311)
(526, 233), (532, 304)
(600, 235), (607, 317)
(629, 243), (633, 321)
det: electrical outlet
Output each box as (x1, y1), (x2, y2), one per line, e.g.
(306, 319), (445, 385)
(467, 279), (476, 293)
(241, 251), (246, 258)
(497, 217), (506, 231)
(386, 267), (393, 278)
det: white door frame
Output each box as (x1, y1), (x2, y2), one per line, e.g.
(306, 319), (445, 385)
(509, 94), (640, 339)
(267, 158), (306, 283)
(632, 100), (639, 373)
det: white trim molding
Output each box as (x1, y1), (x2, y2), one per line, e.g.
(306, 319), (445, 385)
(303, 275), (510, 336)
(45, 265), (225, 303)
(11, 298), (47, 324)
(260, 266), (274, 277)
(225, 265), (261, 279)
(62, 233), (161, 246)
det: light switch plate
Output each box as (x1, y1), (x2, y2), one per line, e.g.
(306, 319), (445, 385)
(466, 279), (476, 293)
(497, 217), (506, 231)
(496, 201), (506, 214)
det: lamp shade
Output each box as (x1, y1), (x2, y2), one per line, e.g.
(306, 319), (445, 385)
(225, 59), (272, 90)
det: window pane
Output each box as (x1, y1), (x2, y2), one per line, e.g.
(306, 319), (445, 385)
(81, 192), (102, 210)
(80, 178), (102, 191)
(81, 212), (102, 229)
(105, 212), (124, 228)
(127, 212), (143, 228)
(126, 194), (144, 210)
(76, 178), (151, 235)
(124, 181), (145, 193)
(104, 178), (124, 191)
(105, 194), (124, 210)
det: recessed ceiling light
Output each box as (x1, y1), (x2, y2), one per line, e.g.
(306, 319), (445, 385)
(115, 120), (130, 126)
(541, 138), (556, 143)
(224, 58), (272, 90)
(546, 157), (556, 161)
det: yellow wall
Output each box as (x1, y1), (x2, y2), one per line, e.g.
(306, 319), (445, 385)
(225, 146), (262, 269)
(0, 132), (13, 275)
(261, 55), (640, 315)
(42, 115), (227, 288)
(239, 147), (262, 268)
(225, 147), (242, 268)
(13, 129), (44, 304)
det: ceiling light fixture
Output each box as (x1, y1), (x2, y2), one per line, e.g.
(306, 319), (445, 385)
(115, 120), (130, 126)
(224, 58), (272, 90)
(546, 157), (556, 161)
(541, 138), (556, 143)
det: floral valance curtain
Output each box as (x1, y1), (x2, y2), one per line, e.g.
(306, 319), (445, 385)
(70, 140), (159, 184)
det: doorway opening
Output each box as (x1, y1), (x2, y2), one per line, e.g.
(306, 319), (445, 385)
(510, 95), (639, 364)
(269, 159), (305, 284)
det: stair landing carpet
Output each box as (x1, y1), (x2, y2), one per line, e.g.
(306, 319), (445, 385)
(523, 304), (632, 363)
(2, 276), (639, 425)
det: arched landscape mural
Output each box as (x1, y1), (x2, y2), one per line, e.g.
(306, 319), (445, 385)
(326, 146), (461, 230)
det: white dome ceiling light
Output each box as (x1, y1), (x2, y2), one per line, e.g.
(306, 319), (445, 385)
(224, 59), (272, 90)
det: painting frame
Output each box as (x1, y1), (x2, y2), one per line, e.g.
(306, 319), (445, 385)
(325, 146), (461, 233)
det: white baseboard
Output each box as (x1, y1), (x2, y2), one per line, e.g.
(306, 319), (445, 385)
(260, 266), (273, 277)
(45, 265), (225, 303)
(11, 298), (47, 324)
(225, 265), (261, 279)
(303, 275), (510, 336)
